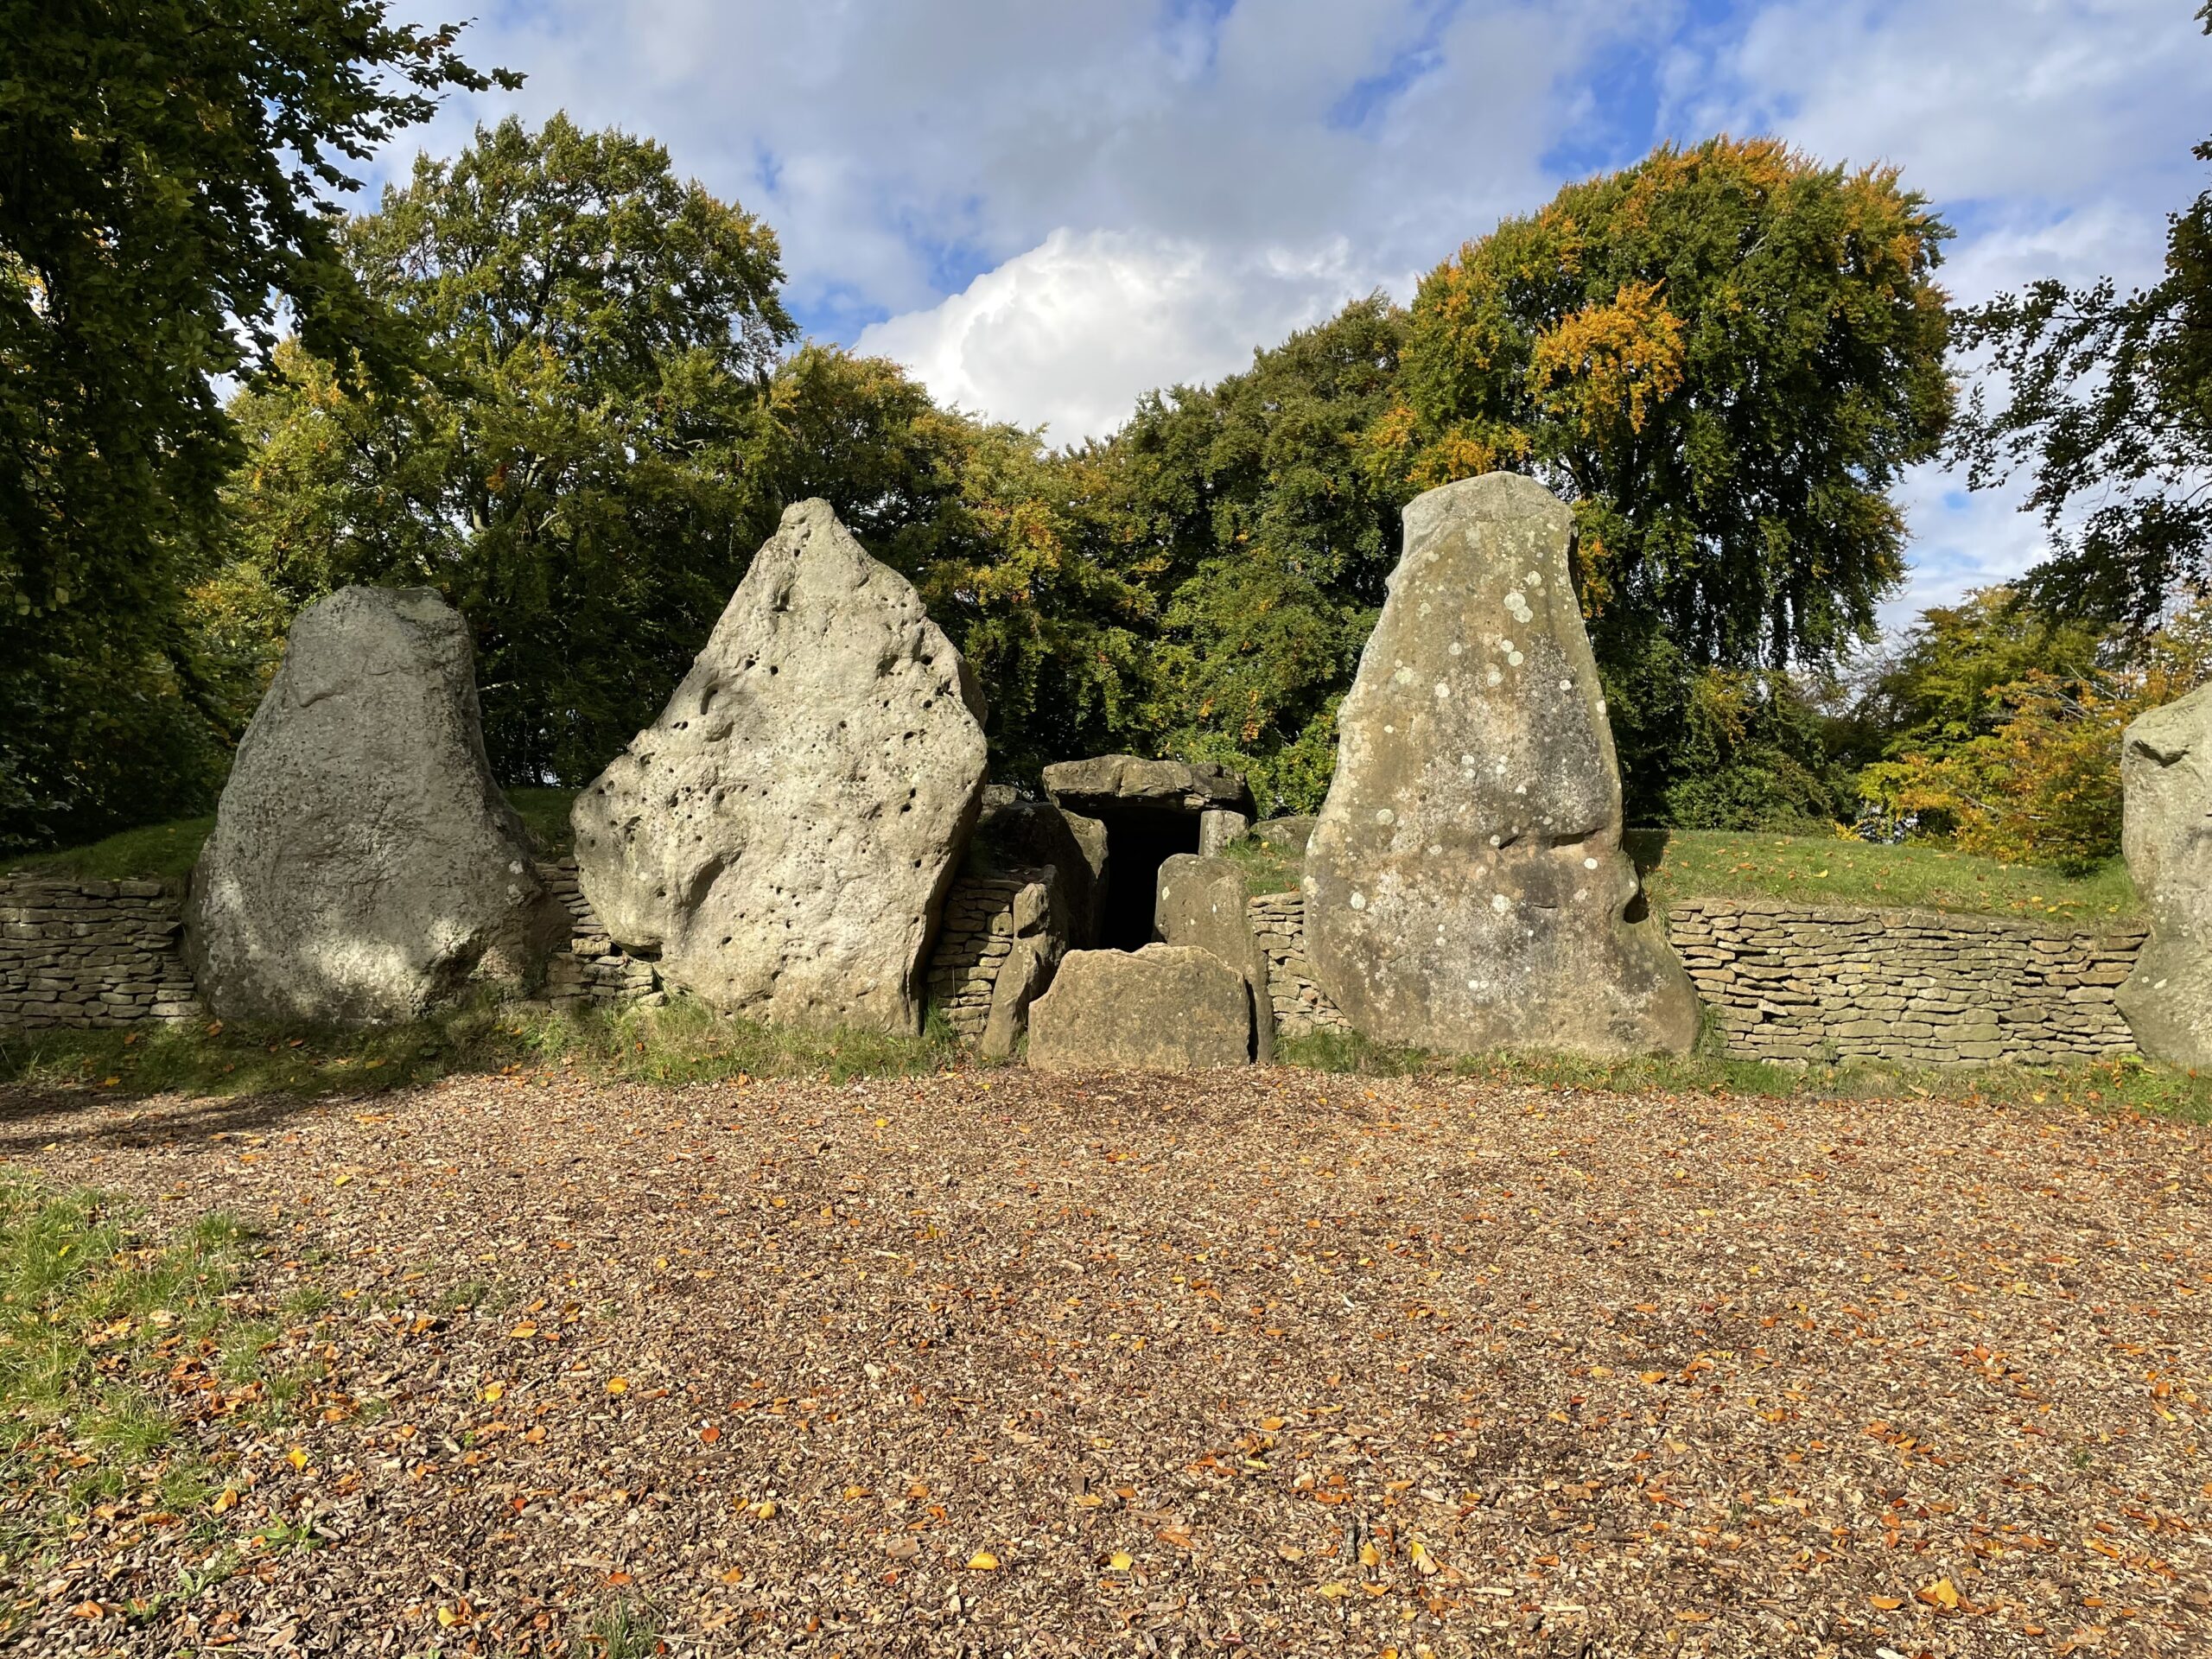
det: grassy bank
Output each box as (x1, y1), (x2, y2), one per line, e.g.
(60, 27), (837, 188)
(0, 995), (965, 1103)
(1276, 1024), (2212, 1124)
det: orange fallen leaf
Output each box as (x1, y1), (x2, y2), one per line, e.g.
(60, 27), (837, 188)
(1917, 1577), (1961, 1611)
(605, 1376), (628, 1395)
(967, 1551), (1001, 1570)
(507, 1322), (537, 1339)
(1871, 1594), (1904, 1610)
(700, 1425), (721, 1445)
(68, 1601), (103, 1619)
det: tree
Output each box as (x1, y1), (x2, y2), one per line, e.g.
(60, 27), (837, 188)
(1954, 6), (2212, 632)
(1860, 600), (2212, 873)
(0, 1), (513, 849)
(229, 116), (1154, 786)
(1090, 296), (1416, 812)
(1388, 137), (1953, 677)
(227, 114), (793, 785)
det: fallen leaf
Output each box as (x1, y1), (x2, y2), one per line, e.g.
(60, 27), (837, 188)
(1317, 1582), (1351, 1600)
(1917, 1577), (1961, 1611)
(1871, 1595), (1904, 1610)
(700, 1425), (721, 1444)
(507, 1322), (537, 1339)
(605, 1376), (628, 1395)
(967, 1551), (1001, 1570)
(1109, 1551), (1134, 1572)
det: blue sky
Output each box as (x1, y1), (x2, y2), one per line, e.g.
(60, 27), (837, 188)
(383, 0), (2212, 624)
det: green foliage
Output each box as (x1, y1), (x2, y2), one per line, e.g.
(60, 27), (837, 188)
(1860, 601), (2212, 873)
(1392, 137), (1953, 672)
(1955, 9), (2212, 629)
(0, 1178), (262, 1607)
(226, 113), (793, 785)
(1103, 296), (1414, 812)
(0, 994), (969, 1101)
(225, 116), (1154, 789)
(1277, 1034), (2211, 1125)
(0, 1), (512, 850)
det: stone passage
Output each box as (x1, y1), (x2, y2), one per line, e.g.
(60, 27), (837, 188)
(1669, 899), (2141, 1066)
(0, 876), (201, 1031)
(538, 861), (659, 1013)
(1246, 892), (1349, 1041)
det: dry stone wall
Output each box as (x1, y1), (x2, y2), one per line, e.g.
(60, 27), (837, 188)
(539, 860), (660, 1013)
(926, 874), (1038, 1044)
(1247, 893), (1350, 1040)
(1249, 890), (2144, 1067)
(1671, 899), (2142, 1066)
(0, 875), (200, 1031)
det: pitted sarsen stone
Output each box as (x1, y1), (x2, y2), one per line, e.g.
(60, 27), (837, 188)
(1304, 473), (1697, 1057)
(2116, 682), (2212, 1066)
(184, 586), (552, 1025)
(572, 499), (988, 1033)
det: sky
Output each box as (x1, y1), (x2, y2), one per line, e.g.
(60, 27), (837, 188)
(379, 0), (2212, 625)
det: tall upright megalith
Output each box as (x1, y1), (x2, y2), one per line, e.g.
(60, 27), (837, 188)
(2116, 683), (2212, 1066)
(1305, 473), (1698, 1057)
(184, 586), (552, 1025)
(572, 499), (988, 1033)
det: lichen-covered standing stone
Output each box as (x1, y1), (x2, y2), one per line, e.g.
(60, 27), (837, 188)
(185, 586), (551, 1025)
(1305, 473), (1698, 1057)
(572, 499), (988, 1033)
(2116, 682), (2212, 1066)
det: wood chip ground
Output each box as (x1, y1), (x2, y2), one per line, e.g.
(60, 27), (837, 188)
(3, 1066), (2208, 1656)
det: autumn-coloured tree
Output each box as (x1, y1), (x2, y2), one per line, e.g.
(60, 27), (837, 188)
(1861, 601), (2212, 873)
(1389, 137), (1954, 676)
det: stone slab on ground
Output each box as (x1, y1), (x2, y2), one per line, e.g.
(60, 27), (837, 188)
(1025, 944), (1253, 1071)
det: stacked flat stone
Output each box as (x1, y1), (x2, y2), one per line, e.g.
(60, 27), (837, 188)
(926, 874), (1037, 1043)
(1669, 898), (2142, 1067)
(536, 860), (659, 1013)
(1245, 892), (1349, 1039)
(0, 876), (201, 1030)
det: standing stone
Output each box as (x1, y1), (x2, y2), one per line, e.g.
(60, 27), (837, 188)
(1027, 945), (1253, 1071)
(1305, 473), (1698, 1058)
(1154, 853), (1274, 1062)
(2117, 683), (2212, 1066)
(572, 499), (987, 1033)
(184, 587), (551, 1026)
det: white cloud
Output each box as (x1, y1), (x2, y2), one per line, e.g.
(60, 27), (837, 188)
(855, 228), (1378, 443)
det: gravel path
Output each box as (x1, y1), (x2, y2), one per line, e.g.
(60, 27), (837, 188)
(3, 1066), (2209, 1656)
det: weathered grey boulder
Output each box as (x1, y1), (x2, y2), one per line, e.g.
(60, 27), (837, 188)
(184, 586), (551, 1025)
(1305, 474), (1698, 1058)
(1154, 854), (1274, 1062)
(1027, 944), (1254, 1071)
(572, 500), (987, 1033)
(1251, 816), (1317, 854)
(2117, 683), (2212, 1066)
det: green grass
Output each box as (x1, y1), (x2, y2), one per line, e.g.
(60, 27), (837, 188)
(506, 785), (581, 858)
(1221, 833), (1304, 898)
(0, 993), (968, 1103)
(0, 1179), (276, 1621)
(2, 816), (214, 884)
(1628, 828), (2142, 924)
(1276, 1024), (2212, 1122)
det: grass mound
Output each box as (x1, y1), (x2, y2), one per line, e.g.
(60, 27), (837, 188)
(1628, 828), (2140, 923)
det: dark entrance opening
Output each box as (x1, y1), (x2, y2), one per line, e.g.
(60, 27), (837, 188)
(1094, 808), (1201, 951)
